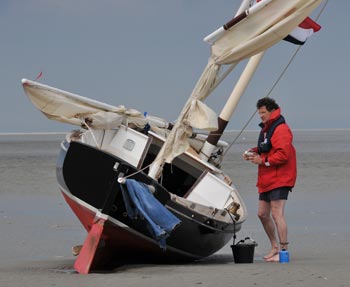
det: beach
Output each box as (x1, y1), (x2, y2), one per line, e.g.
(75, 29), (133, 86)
(1, 130), (349, 287)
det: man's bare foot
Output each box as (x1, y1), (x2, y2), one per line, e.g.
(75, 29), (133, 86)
(265, 253), (279, 262)
(263, 248), (279, 260)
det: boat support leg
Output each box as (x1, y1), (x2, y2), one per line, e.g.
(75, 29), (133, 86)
(74, 163), (125, 274)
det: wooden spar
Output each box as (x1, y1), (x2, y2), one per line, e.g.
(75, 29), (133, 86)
(203, 0), (250, 44)
(199, 52), (265, 160)
(203, 0), (273, 44)
(203, 12), (247, 44)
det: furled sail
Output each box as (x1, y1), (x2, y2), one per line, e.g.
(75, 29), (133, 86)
(149, 0), (323, 178)
(21, 79), (170, 134)
(211, 0), (323, 63)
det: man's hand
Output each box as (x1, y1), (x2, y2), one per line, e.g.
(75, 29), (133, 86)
(249, 153), (263, 165)
(243, 150), (262, 165)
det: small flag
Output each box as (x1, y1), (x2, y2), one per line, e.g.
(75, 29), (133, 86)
(284, 17), (321, 45)
(35, 71), (43, 81)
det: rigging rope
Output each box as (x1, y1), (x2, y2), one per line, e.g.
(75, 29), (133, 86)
(221, 0), (329, 158)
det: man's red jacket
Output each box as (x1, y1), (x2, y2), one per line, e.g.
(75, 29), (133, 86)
(252, 108), (297, 193)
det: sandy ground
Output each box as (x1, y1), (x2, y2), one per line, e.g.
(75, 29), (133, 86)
(1, 131), (350, 286)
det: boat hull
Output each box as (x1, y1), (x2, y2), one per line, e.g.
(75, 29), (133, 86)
(57, 140), (241, 269)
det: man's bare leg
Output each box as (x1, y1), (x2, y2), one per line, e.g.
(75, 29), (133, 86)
(265, 199), (287, 262)
(258, 200), (279, 259)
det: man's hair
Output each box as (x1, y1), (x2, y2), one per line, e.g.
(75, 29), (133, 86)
(256, 97), (279, 112)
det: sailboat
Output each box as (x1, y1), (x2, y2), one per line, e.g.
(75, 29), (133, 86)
(22, 0), (323, 274)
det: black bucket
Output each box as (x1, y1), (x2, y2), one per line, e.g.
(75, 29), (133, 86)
(231, 237), (258, 263)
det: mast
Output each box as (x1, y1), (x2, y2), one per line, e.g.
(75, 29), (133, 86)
(149, 0), (324, 178)
(200, 52), (265, 161)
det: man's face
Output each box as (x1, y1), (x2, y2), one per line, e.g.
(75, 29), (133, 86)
(258, 106), (274, 124)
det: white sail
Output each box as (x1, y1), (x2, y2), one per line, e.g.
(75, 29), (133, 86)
(149, 0), (323, 178)
(21, 79), (170, 133)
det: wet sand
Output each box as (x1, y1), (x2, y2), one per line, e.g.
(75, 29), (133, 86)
(1, 130), (350, 286)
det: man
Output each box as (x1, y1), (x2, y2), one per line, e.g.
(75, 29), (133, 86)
(243, 97), (297, 262)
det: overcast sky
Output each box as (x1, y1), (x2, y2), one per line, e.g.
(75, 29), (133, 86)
(0, 0), (348, 133)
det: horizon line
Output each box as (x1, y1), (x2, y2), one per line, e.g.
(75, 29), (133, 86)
(1, 128), (350, 136)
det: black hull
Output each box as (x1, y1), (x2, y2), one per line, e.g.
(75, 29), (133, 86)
(57, 141), (240, 264)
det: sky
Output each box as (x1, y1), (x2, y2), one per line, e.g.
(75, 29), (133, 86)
(0, 0), (348, 133)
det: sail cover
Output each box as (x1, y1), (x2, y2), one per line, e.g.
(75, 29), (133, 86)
(149, 0), (323, 177)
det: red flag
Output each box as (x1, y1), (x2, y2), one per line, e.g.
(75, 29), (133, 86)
(284, 17), (322, 45)
(35, 71), (43, 81)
